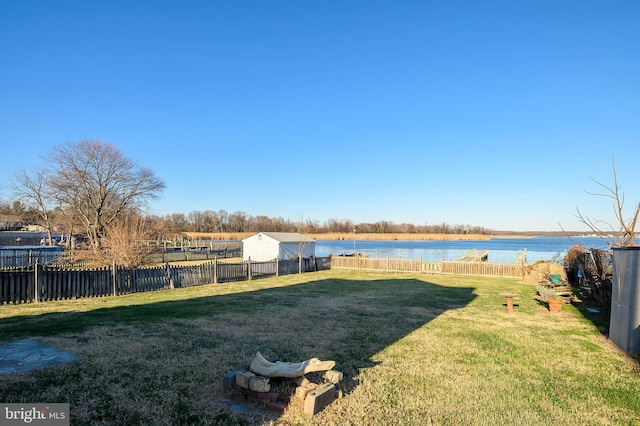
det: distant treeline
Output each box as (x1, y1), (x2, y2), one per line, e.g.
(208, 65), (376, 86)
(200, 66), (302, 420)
(1, 202), (491, 235)
(149, 210), (492, 235)
(0, 201), (576, 237)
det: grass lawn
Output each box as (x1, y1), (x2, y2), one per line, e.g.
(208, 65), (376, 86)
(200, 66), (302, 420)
(0, 269), (638, 425)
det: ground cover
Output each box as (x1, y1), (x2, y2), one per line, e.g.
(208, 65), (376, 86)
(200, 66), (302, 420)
(0, 269), (638, 425)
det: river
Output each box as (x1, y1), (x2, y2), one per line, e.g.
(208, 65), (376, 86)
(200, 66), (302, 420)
(315, 236), (608, 263)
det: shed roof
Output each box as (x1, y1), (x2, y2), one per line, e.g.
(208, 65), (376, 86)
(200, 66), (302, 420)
(246, 232), (315, 243)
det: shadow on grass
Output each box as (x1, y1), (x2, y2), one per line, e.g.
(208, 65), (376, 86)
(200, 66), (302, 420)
(0, 275), (476, 422)
(571, 292), (611, 335)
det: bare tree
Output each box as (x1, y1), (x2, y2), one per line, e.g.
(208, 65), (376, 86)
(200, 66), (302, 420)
(228, 211), (249, 232)
(295, 215), (317, 273)
(12, 166), (59, 245)
(575, 155), (640, 247)
(46, 141), (165, 251)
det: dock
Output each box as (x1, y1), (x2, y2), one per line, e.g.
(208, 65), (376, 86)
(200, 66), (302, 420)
(458, 249), (489, 262)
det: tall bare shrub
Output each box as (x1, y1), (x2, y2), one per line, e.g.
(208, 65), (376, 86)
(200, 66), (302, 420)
(99, 215), (155, 268)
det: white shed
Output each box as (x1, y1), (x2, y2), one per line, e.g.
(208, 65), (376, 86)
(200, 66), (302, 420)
(242, 232), (316, 262)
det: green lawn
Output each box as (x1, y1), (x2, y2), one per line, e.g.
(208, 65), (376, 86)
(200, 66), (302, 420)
(0, 269), (638, 425)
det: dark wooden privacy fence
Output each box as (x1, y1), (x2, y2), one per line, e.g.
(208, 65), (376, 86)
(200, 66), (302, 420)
(331, 255), (524, 278)
(0, 247), (241, 269)
(150, 247), (242, 263)
(0, 256), (331, 304)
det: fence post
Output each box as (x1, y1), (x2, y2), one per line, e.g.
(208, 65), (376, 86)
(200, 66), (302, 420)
(112, 260), (117, 296)
(34, 259), (41, 303)
(214, 257), (218, 284)
(248, 257), (252, 280)
(166, 262), (174, 289)
(275, 257), (279, 276)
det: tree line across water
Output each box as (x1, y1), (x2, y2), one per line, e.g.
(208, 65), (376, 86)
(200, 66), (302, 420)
(0, 200), (492, 236)
(147, 212), (494, 236)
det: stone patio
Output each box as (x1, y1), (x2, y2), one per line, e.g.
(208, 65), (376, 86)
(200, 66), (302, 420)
(0, 339), (80, 375)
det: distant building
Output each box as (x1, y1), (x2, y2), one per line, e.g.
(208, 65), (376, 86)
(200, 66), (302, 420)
(242, 232), (316, 262)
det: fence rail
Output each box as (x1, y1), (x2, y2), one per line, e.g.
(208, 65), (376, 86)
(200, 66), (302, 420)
(331, 256), (524, 278)
(1, 256), (331, 304)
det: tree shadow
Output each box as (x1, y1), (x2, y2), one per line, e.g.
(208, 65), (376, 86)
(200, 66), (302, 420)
(570, 290), (611, 336)
(0, 275), (477, 422)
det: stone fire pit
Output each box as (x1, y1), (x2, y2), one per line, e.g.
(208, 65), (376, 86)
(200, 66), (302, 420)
(223, 352), (342, 415)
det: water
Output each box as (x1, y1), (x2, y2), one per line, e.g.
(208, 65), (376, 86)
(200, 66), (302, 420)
(315, 236), (608, 263)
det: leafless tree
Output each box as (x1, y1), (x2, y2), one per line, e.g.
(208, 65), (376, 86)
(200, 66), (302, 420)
(295, 215), (317, 272)
(12, 166), (59, 244)
(46, 140), (165, 252)
(575, 155), (640, 247)
(228, 211), (249, 232)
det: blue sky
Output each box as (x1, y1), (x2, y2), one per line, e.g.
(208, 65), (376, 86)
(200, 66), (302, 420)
(1, 1), (638, 232)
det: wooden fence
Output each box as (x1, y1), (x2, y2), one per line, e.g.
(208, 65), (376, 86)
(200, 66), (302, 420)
(0, 247), (241, 269)
(331, 255), (524, 278)
(0, 256), (331, 304)
(149, 247), (242, 263)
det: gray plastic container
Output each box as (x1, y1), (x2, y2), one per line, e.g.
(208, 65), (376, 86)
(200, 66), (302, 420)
(610, 246), (640, 353)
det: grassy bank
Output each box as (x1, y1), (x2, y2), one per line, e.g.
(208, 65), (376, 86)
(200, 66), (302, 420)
(1, 270), (638, 425)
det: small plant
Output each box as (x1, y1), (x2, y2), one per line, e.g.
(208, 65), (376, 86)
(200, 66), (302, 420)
(536, 285), (562, 302)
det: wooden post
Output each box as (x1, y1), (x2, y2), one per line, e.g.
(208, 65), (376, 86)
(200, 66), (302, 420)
(214, 257), (218, 284)
(34, 259), (41, 303)
(112, 260), (117, 296)
(275, 257), (279, 276)
(248, 257), (252, 280)
(166, 262), (174, 289)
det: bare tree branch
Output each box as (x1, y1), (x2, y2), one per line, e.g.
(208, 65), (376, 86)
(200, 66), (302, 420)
(11, 166), (59, 245)
(577, 154), (639, 247)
